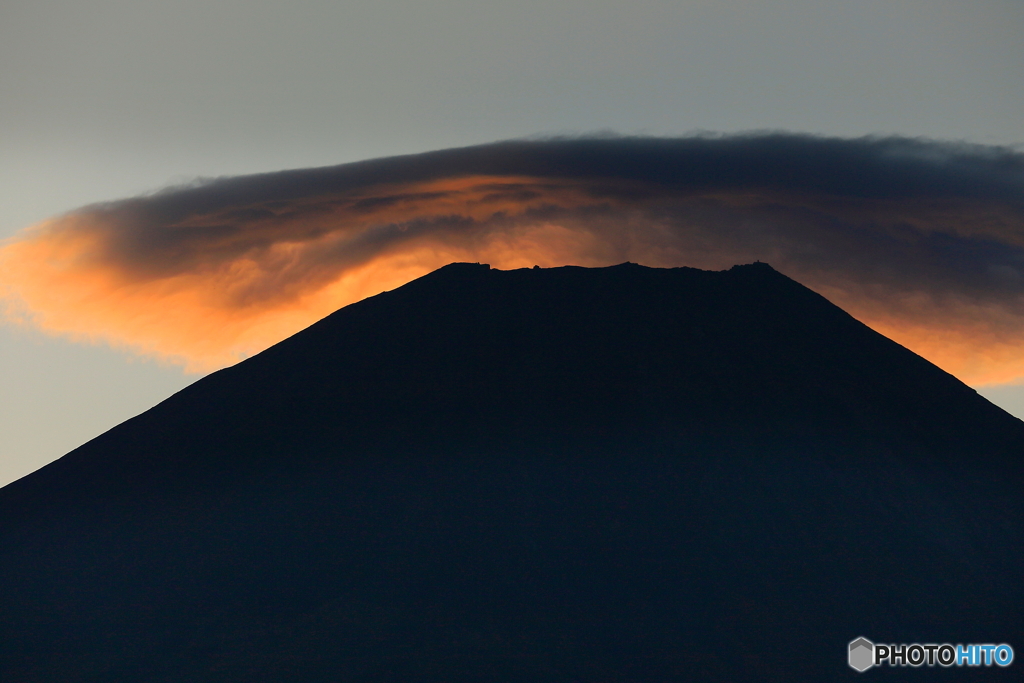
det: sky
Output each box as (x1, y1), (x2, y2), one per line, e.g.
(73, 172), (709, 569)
(1, 0), (1023, 488)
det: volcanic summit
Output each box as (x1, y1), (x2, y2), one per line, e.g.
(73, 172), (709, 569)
(1, 262), (1021, 681)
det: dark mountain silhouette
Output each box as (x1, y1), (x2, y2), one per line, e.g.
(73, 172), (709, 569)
(1, 262), (1022, 682)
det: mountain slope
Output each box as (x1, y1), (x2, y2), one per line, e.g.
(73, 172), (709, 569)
(1, 262), (1022, 682)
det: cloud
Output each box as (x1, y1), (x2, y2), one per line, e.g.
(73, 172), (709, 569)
(2, 133), (1023, 384)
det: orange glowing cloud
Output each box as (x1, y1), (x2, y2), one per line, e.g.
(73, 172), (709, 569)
(0, 176), (611, 370)
(2, 135), (1023, 384)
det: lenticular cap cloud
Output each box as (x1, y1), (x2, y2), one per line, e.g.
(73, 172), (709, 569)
(2, 133), (1023, 384)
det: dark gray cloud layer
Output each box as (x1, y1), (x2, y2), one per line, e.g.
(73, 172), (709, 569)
(3, 134), (1024, 381)
(132, 133), (1024, 215)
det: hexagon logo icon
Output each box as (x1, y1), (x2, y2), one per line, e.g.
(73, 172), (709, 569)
(849, 637), (874, 672)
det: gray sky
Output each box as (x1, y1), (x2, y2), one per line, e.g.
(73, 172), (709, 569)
(2, 0), (1023, 487)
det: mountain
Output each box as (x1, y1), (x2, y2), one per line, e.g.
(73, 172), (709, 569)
(1, 262), (1021, 682)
